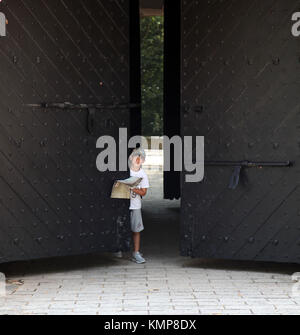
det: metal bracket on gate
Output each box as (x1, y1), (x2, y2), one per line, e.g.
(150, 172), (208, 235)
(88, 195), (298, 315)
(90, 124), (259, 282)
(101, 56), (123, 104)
(205, 160), (292, 190)
(229, 165), (242, 190)
(26, 102), (141, 134)
(87, 108), (96, 134)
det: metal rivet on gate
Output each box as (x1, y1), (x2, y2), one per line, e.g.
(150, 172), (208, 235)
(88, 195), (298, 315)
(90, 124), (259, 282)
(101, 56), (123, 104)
(13, 239), (20, 245)
(273, 240), (279, 246)
(194, 105), (205, 114)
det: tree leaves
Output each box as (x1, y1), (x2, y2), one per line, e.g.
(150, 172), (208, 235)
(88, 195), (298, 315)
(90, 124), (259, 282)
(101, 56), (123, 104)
(141, 16), (164, 136)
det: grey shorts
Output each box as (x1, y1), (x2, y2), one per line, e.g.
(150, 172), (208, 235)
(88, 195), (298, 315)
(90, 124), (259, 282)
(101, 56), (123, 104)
(130, 209), (144, 233)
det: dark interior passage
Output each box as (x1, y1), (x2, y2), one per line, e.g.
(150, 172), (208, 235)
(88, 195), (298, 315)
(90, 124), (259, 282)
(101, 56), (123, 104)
(142, 169), (180, 258)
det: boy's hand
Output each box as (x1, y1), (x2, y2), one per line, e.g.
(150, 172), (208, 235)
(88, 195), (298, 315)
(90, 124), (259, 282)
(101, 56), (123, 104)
(131, 188), (147, 197)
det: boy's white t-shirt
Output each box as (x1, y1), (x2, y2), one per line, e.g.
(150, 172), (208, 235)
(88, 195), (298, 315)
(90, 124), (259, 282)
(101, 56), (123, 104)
(130, 168), (150, 210)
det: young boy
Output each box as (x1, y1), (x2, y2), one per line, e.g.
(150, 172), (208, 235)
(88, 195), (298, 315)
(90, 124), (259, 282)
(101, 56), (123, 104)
(129, 148), (149, 264)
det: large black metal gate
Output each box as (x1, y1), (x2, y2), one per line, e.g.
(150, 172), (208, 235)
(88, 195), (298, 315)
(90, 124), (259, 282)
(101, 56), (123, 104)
(1, 0), (300, 265)
(181, 0), (300, 263)
(0, 0), (138, 263)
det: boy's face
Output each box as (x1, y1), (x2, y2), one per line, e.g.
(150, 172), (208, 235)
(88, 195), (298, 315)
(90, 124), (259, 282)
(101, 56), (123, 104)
(130, 153), (145, 171)
(136, 156), (141, 166)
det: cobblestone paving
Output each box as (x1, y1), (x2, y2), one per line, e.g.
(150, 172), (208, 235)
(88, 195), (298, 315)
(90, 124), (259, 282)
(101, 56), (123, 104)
(0, 168), (300, 315)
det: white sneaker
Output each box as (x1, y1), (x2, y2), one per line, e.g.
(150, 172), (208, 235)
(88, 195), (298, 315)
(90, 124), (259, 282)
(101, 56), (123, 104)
(132, 252), (146, 264)
(113, 251), (123, 259)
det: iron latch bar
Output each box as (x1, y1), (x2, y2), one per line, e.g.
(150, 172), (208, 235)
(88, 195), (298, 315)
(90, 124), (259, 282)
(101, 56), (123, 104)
(26, 102), (141, 110)
(205, 160), (292, 190)
(26, 102), (141, 134)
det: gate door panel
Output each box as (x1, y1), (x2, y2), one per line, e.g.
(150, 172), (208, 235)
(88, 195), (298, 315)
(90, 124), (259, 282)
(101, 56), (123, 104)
(181, 0), (300, 263)
(0, 0), (134, 263)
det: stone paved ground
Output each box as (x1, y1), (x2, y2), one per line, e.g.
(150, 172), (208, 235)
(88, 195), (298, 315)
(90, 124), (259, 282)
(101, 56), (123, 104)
(0, 162), (300, 315)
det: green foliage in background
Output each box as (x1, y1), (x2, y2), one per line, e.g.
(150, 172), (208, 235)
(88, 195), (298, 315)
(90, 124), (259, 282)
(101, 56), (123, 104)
(140, 16), (164, 136)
